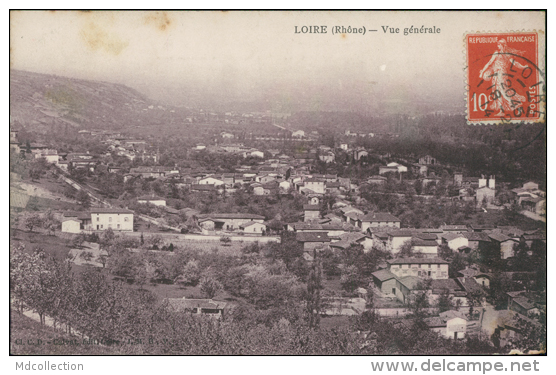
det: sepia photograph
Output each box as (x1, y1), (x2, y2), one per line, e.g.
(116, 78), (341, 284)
(9, 9), (546, 362)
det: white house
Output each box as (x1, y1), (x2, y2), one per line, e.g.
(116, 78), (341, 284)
(240, 221), (267, 235)
(387, 162), (408, 173)
(387, 258), (449, 280)
(137, 196), (167, 207)
(61, 218), (81, 234)
(425, 310), (467, 340)
(441, 233), (469, 251)
(412, 238), (439, 258)
(198, 176), (224, 186)
(292, 130), (305, 138)
(358, 213), (401, 233)
(386, 230), (414, 254)
(90, 208), (134, 232)
(303, 178), (325, 195)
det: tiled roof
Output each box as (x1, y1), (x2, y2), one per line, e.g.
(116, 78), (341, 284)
(387, 230), (415, 237)
(360, 213), (400, 222)
(462, 232), (491, 242)
(239, 221), (265, 229)
(303, 204), (321, 211)
(296, 232), (331, 243)
(412, 239), (438, 247)
(90, 207), (133, 214)
(488, 233), (514, 243)
(441, 233), (464, 242)
(371, 269), (397, 282)
(388, 257), (448, 265)
(397, 276), (422, 290)
(201, 213), (265, 220)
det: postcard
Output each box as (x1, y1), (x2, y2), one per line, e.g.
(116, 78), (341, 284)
(9, 9), (546, 367)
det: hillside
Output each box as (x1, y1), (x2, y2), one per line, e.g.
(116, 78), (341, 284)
(10, 310), (117, 355)
(9, 69), (188, 134)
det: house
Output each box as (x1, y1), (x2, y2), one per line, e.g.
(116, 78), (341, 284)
(419, 155), (437, 165)
(476, 186), (496, 206)
(520, 197), (546, 216)
(165, 298), (228, 318)
(386, 230), (414, 254)
(296, 232), (331, 251)
(249, 150), (264, 158)
(198, 213), (265, 231)
(303, 204), (321, 222)
(190, 184), (217, 193)
(340, 206), (364, 223)
(424, 310), (468, 340)
(90, 208), (134, 231)
(411, 238), (439, 258)
(325, 181), (342, 194)
(278, 180), (292, 193)
(239, 221), (267, 235)
(441, 233), (469, 251)
(137, 196), (167, 207)
(379, 166), (399, 175)
(387, 162), (408, 173)
(371, 269), (398, 295)
(461, 232), (491, 251)
(129, 166), (172, 179)
(488, 310), (542, 348)
(520, 232), (546, 248)
(303, 178), (325, 194)
(522, 181), (539, 190)
(198, 176), (224, 186)
(488, 233), (518, 259)
(33, 149), (59, 164)
(61, 218), (82, 234)
(506, 291), (545, 317)
(441, 225), (468, 233)
(319, 151), (335, 163)
(353, 148), (368, 161)
(358, 213), (401, 233)
(394, 276), (422, 304)
(367, 175), (387, 184)
(411, 163), (428, 176)
(330, 232), (373, 252)
(387, 257), (449, 280)
(292, 130), (305, 138)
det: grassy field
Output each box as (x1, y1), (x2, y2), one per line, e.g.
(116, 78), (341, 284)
(11, 229), (73, 261)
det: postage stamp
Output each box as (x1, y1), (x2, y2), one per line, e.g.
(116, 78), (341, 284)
(465, 32), (545, 125)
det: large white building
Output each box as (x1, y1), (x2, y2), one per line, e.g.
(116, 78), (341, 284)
(90, 208), (134, 231)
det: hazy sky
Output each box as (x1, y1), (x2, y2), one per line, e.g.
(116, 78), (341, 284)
(10, 11), (545, 110)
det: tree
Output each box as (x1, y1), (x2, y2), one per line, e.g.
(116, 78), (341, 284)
(306, 249), (322, 329)
(436, 289), (454, 313)
(397, 239), (413, 258)
(79, 251), (94, 262)
(409, 279), (432, 319)
(438, 244), (453, 260)
(448, 252), (467, 278)
(176, 260), (201, 286)
(199, 276), (223, 299)
(466, 289), (486, 318)
(76, 190), (91, 209)
(220, 236), (231, 246)
(24, 214), (43, 232)
(340, 265), (362, 294)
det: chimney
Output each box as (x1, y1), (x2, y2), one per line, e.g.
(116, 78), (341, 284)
(488, 175), (495, 189)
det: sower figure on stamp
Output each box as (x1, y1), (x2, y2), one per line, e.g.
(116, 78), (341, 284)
(479, 39), (528, 116)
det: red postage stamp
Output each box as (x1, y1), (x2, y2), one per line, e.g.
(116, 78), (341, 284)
(465, 32), (545, 125)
